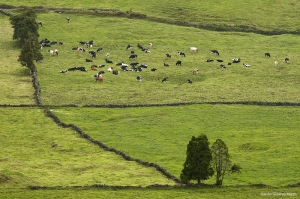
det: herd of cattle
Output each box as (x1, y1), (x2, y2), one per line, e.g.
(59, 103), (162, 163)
(38, 38), (290, 84)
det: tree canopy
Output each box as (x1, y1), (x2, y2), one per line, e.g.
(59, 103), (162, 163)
(9, 8), (42, 72)
(180, 134), (214, 185)
(211, 139), (242, 185)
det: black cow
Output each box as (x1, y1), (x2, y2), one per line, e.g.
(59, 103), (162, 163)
(188, 79), (192, 84)
(66, 17), (70, 23)
(89, 51), (96, 58)
(86, 58), (93, 62)
(129, 54), (138, 59)
(50, 41), (57, 45)
(72, 47), (78, 50)
(162, 77), (168, 83)
(220, 64), (226, 68)
(58, 42), (63, 45)
(164, 63), (169, 67)
(176, 60), (182, 66)
(151, 68), (157, 72)
(211, 50), (220, 55)
(217, 59), (223, 62)
(105, 58), (113, 64)
(166, 53), (172, 58)
(79, 41), (86, 45)
(265, 52), (271, 57)
(38, 21), (43, 27)
(206, 59), (214, 63)
(126, 44), (133, 50)
(97, 47), (103, 52)
(130, 62), (139, 67)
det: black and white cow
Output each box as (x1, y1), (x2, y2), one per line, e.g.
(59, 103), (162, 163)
(178, 51), (186, 57)
(265, 52), (271, 57)
(129, 54), (138, 59)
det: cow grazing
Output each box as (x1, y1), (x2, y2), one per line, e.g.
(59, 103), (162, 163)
(79, 41), (86, 45)
(285, 58), (290, 63)
(129, 54), (138, 59)
(98, 64), (105, 68)
(107, 67), (113, 72)
(140, 64), (148, 68)
(112, 70), (119, 75)
(232, 58), (241, 63)
(94, 74), (104, 82)
(149, 43), (153, 48)
(38, 21), (43, 27)
(60, 69), (68, 73)
(126, 44), (133, 50)
(106, 53), (110, 58)
(176, 60), (182, 66)
(48, 49), (58, 56)
(193, 68), (199, 74)
(211, 50), (220, 55)
(206, 59), (214, 63)
(217, 59), (223, 62)
(188, 79), (193, 84)
(190, 47), (198, 52)
(145, 50), (151, 53)
(50, 41), (57, 45)
(151, 68), (157, 72)
(178, 52), (186, 57)
(78, 47), (85, 52)
(91, 65), (97, 70)
(130, 51), (135, 54)
(162, 77), (168, 83)
(66, 17), (70, 23)
(89, 51), (96, 58)
(164, 63), (169, 67)
(274, 61), (278, 66)
(68, 66), (87, 72)
(137, 75), (142, 82)
(121, 65), (128, 71)
(97, 47), (103, 52)
(220, 64), (226, 68)
(265, 52), (271, 57)
(58, 42), (63, 45)
(243, 63), (250, 67)
(166, 53), (172, 58)
(105, 58), (113, 64)
(72, 47), (78, 50)
(130, 62), (139, 67)
(86, 58), (93, 62)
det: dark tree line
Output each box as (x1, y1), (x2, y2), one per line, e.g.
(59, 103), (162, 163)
(9, 8), (43, 73)
(180, 134), (241, 186)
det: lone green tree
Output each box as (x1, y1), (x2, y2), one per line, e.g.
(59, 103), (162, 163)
(180, 134), (214, 185)
(211, 139), (242, 186)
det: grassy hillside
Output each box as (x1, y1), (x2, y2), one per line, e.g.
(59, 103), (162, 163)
(0, 2), (299, 198)
(2, 0), (300, 31)
(33, 13), (300, 106)
(52, 104), (300, 186)
(0, 108), (174, 187)
(0, 15), (35, 105)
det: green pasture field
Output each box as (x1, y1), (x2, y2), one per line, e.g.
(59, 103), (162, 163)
(0, 3), (300, 198)
(2, 0), (300, 31)
(31, 13), (300, 106)
(0, 108), (174, 188)
(0, 15), (35, 105)
(0, 186), (299, 199)
(52, 104), (300, 187)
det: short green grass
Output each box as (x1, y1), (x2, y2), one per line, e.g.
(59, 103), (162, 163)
(52, 104), (300, 186)
(0, 186), (299, 199)
(2, 0), (300, 31)
(0, 108), (174, 188)
(33, 13), (300, 106)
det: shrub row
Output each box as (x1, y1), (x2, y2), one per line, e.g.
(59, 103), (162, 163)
(44, 109), (183, 184)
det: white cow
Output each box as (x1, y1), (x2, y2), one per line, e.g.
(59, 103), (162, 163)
(190, 47), (198, 52)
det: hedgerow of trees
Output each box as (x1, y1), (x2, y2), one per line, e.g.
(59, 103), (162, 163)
(9, 7), (42, 73)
